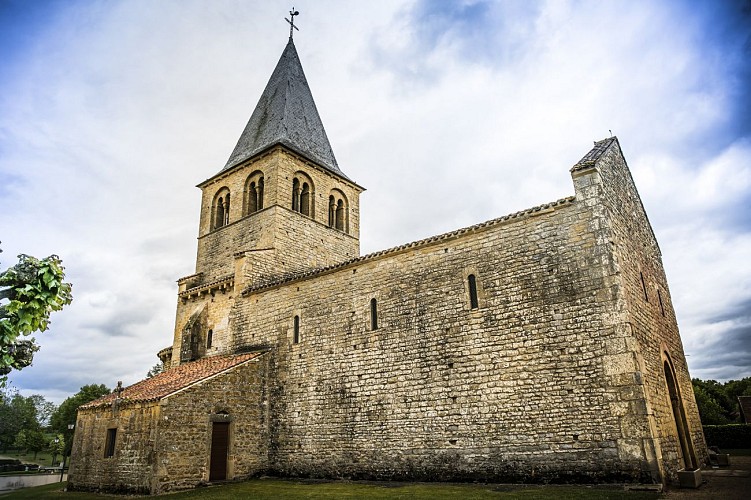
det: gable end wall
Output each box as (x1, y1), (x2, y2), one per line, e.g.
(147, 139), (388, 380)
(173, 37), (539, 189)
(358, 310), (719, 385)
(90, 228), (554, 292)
(578, 141), (707, 480)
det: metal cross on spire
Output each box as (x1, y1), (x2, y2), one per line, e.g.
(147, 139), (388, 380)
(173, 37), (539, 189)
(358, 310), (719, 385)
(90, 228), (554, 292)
(285, 8), (300, 40)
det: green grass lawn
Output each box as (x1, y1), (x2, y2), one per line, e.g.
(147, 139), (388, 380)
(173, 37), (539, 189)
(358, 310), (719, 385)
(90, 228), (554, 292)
(2, 479), (661, 500)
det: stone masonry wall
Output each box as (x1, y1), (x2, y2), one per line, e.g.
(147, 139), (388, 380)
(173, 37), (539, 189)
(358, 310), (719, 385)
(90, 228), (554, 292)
(69, 355), (269, 494)
(194, 147), (361, 285)
(229, 197), (656, 483)
(69, 403), (160, 494)
(578, 141), (706, 479)
(170, 289), (234, 368)
(154, 355), (269, 493)
(174, 146), (363, 368)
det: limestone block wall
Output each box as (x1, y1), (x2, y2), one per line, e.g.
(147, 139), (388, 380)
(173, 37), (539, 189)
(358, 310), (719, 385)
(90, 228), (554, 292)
(230, 198), (656, 482)
(272, 148), (362, 240)
(68, 355), (269, 494)
(194, 147), (362, 285)
(577, 141), (706, 478)
(171, 288), (234, 368)
(195, 208), (273, 284)
(154, 356), (269, 493)
(196, 151), (279, 239)
(69, 403), (160, 494)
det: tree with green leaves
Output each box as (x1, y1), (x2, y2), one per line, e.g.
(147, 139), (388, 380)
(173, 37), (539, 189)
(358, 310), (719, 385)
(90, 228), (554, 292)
(13, 429), (27, 455)
(146, 361), (164, 378)
(693, 384), (730, 425)
(48, 433), (64, 466)
(692, 377), (751, 424)
(28, 394), (56, 429)
(25, 428), (47, 459)
(0, 388), (39, 453)
(0, 244), (73, 382)
(50, 384), (110, 455)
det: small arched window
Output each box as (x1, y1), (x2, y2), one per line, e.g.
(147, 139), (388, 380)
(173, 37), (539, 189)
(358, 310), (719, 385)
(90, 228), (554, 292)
(293, 315), (300, 344)
(328, 189), (348, 233)
(212, 188), (231, 230)
(291, 173), (314, 217)
(370, 298), (378, 331)
(468, 274), (479, 310)
(245, 172), (264, 216)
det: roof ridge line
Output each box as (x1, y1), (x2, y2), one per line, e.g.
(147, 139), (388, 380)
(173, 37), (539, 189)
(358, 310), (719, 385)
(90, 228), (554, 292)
(242, 195), (576, 295)
(79, 353), (261, 409)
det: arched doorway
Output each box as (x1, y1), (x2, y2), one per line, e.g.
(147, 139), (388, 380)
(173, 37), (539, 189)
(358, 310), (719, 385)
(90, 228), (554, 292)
(663, 356), (696, 470)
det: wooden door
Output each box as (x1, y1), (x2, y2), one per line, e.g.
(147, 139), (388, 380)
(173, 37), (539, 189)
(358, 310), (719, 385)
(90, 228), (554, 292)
(209, 422), (229, 481)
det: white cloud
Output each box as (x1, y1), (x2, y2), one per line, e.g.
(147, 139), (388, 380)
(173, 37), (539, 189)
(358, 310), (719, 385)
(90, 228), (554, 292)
(2, 0), (750, 403)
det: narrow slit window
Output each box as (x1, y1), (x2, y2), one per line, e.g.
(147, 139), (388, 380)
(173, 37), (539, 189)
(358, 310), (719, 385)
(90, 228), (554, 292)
(105, 428), (117, 458)
(640, 272), (649, 302)
(207, 329), (213, 349)
(293, 315), (300, 344)
(468, 274), (479, 310)
(370, 298), (378, 330)
(658, 289), (665, 316)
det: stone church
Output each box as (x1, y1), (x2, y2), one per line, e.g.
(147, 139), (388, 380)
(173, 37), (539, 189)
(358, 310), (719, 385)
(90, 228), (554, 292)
(68, 35), (706, 494)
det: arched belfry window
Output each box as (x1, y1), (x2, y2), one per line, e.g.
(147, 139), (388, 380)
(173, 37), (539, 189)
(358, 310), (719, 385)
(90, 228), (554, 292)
(211, 188), (231, 230)
(245, 171), (264, 215)
(291, 174), (314, 217)
(328, 189), (348, 233)
(468, 274), (479, 310)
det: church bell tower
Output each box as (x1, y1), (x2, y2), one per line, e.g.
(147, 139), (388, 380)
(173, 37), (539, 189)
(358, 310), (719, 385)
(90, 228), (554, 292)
(166, 34), (364, 367)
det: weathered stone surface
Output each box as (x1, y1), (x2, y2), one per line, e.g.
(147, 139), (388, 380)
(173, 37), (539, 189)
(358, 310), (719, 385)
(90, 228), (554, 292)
(68, 355), (268, 494)
(69, 44), (705, 495)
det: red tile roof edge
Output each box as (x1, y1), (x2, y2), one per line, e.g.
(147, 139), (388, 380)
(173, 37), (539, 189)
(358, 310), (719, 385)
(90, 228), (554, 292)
(79, 352), (263, 410)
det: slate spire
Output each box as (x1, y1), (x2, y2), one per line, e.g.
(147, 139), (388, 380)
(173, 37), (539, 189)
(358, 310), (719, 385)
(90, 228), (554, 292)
(221, 39), (344, 177)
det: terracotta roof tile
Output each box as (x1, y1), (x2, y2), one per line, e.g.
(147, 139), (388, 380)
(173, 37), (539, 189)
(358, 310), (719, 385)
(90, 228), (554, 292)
(80, 352), (262, 409)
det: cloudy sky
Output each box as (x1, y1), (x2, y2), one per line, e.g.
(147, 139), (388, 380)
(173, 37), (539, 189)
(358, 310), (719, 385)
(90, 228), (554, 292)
(1, 0), (749, 404)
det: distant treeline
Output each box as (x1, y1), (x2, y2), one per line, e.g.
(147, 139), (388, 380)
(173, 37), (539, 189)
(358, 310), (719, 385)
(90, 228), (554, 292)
(692, 377), (751, 425)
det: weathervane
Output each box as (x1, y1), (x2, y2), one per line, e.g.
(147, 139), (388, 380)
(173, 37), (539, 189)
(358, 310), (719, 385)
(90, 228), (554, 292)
(286, 7), (300, 40)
